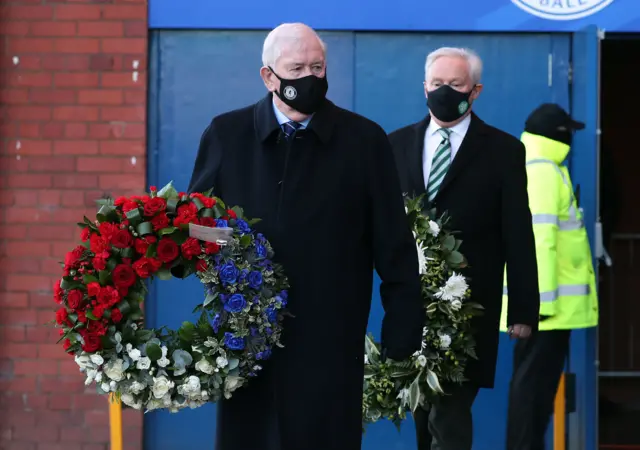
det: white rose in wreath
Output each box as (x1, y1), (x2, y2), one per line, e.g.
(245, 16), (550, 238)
(103, 358), (126, 382)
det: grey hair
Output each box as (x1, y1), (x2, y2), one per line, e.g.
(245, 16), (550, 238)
(262, 23), (327, 68)
(424, 47), (483, 84)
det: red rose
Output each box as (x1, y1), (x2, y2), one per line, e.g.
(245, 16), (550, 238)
(122, 200), (139, 213)
(143, 197), (167, 217)
(199, 217), (216, 228)
(55, 307), (70, 326)
(80, 330), (102, 352)
(189, 192), (215, 208)
(66, 289), (84, 310)
(64, 245), (85, 271)
(227, 209), (237, 219)
(111, 308), (123, 323)
(173, 203), (199, 227)
(205, 242), (220, 255)
(114, 196), (128, 207)
(151, 213), (170, 231)
(134, 236), (157, 255)
(150, 186), (157, 192)
(77, 310), (87, 323)
(80, 227), (91, 242)
(132, 257), (162, 278)
(181, 238), (202, 260)
(92, 305), (105, 318)
(92, 257), (107, 271)
(97, 285), (120, 307)
(112, 264), (136, 289)
(87, 320), (107, 336)
(63, 339), (72, 352)
(98, 222), (118, 243)
(87, 282), (101, 297)
(195, 259), (208, 272)
(90, 234), (108, 255)
(112, 230), (133, 249)
(157, 238), (179, 263)
(54, 280), (63, 304)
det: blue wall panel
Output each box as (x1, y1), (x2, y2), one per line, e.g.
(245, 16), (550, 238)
(147, 30), (572, 450)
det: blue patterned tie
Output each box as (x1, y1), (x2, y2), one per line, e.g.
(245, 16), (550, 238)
(282, 121), (301, 140)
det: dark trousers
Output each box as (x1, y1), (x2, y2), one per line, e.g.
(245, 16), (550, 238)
(414, 383), (480, 450)
(506, 330), (571, 450)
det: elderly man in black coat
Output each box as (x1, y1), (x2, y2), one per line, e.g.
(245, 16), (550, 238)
(388, 47), (540, 450)
(187, 23), (424, 450)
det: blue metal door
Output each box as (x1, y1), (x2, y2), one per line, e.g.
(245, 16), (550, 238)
(146, 31), (571, 450)
(566, 25), (601, 450)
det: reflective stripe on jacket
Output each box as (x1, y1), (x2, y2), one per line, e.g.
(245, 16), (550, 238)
(500, 132), (598, 331)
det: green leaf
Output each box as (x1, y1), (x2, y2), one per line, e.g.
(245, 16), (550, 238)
(213, 204), (226, 218)
(426, 302), (437, 314)
(178, 321), (196, 342)
(425, 369), (445, 394)
(86, 310), (98, 321)
(157, 181), (179, 199)
(239, 234), (252, 248)
(98, 270), (110, 285)
(409, 374), (421, 412)
(155, 268), (172, 280)
(227, 358), (239, 370)
(136, 329), (154, 342)
(442, 235), (455, 252)
(203, 292), (216, 308)
(446, 251), (464, 266)
(83, 274), (99, 284)
(158, 227), (178, 236)
(231, 206), (244, 219)
(146, 243), (157, 257)
(146, 343), (162, 361)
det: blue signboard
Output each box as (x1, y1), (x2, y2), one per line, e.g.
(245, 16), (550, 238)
(149, 0), (639, 32)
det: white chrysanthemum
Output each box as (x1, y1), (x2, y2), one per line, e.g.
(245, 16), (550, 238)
(435, 272), (468, 301)
(397, 388), (410, 407)
(428, 220), (440, 237)
(439, 334), (452, 350)
(416, 242), (428, 274)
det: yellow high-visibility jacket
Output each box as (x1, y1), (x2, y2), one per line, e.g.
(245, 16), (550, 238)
(500, 132), (598, 331)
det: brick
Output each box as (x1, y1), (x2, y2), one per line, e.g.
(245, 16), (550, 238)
(0, 293), (29, 308)
(78, 21), (124, 37)
(124, 90), (145, 105)
(123, 55), (146, 70)
(30, 290), (59, 307)
(27, 326), (58, 343)
(0, 89), (29, 104)
(101, 38), (146, 54)
(7, 410), (36, 427)
(0, 225), (28, 240)
(54, 72), (99, 88)
(6, 106), (52, 121)
(2, 21), (30, 36)
(53, 174), (98, 189)
(0, 5), (55, 20)
(30, 21), (77, 37)
(0, 258), (42, 275)
(0, 343), (32, 359)
(67, 55), (92, 71)
(0, 377), (38, 394)
(64, 123), (88, 138)
(16, 122), (39, 138)
(124, 20), (146, 37)
(73, 394), (106, 410)
(7, 38), (55, 53)
(41, 55), (68, 71)
(100, 106), (144, 121)
(5, 139), (52, 155)
(55, 4), (102, 20)
(53, 106), (99, 121)
(28, 225), (74, 241)
(54, 38), (100, 54)
(30, 89), (77, 104)
(99, 174), (140, 189)
(3, 72), (53, 88)
(102, 5), (145, 19)
(0, 327), (27, 344)
(100, 72), (137, 88)
(54, 140), (99, 155)
(14, 360), (59, 376)
(6, 174), (53, 188)
(0, 308), (39, 326)
(6, 274), (52, 291)
(76, 156), (124, 172)
(12, 190), (39, 205)
(4, 242), (50, 257)
(27, 156), (75, 172)
(38, 344), (69, 361)
(89, 54), (116, 71)
(78, 89), (123, 105)
(99, 140), (144, 156)
(13, 424), (59, 442)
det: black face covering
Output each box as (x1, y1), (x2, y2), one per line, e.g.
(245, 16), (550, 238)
(426, 85), (475, 123)
(269, 67), (328, 115)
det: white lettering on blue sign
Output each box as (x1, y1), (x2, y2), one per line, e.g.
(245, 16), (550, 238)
(512, 0), (615, 20)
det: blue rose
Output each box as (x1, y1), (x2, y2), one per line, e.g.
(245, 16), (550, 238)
(264, 306), (277, 323)
(224, 293), (246, 313)
(252, 296), (260, 304)
(219, 263), (239, 284)
(216, 219), (229, 228)
(250, 327), (259, 336)
(255, 243), (267, 259)
(224, 332), (245, 351)
(236, 219), (251, 234)
(256, 347), (272, 360)
(212, 313), (223, 333)
(247, 271), (263, 289)
(239, 269), (248, 283)
(265, 327), (272, 336)
(276, 290), (288, 307)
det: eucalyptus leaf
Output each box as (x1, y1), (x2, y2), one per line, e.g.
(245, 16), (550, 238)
(146, 343), (162, 361)
(155, 268), (172, 281)
(442, 234), (456, 251)
(227, 358), (240, 370)
(446, 251), (464, 265)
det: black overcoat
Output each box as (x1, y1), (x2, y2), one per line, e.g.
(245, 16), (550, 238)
(188, 94), (424, 450)
(388, 114), (540, 388)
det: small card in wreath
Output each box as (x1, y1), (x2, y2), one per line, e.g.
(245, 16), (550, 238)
(53, 182), (289, 412)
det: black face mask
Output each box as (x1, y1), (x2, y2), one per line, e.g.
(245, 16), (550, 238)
(426, 85), (475, 123)
(269, 67), (328, 115)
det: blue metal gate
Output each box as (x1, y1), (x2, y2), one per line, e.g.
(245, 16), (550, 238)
(146, 31), (574, 450)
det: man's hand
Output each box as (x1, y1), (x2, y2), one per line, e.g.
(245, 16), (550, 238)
(507, 324), (532, 339)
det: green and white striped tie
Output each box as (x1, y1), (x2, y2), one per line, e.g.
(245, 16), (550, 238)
(427, 128), (453, 202)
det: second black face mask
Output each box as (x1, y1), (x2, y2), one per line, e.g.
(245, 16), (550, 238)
(426, 85), (474, 123)
(269, 67), (329, 115)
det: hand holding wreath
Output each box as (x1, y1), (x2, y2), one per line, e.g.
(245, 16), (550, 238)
(54, 182), (289, 412)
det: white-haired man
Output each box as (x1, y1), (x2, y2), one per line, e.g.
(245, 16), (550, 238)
(188, 23), (424, 450)
(388, 47), (540, 450)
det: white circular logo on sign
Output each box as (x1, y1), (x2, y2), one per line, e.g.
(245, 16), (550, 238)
(283, 86), (297, 100)
(511, 0), (614, 21)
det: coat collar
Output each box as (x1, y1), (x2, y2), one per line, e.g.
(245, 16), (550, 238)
(408, 112), (488, 200)
(254, 93), (336, 145)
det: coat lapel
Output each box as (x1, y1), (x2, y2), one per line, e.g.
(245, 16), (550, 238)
(408, 117), (429, 196)
(436, 113), (487, 199)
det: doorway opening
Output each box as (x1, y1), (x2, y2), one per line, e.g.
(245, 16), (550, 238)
(598, 34), (640, 450)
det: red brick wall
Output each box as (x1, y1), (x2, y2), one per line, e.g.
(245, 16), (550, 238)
(0, 1), (147, 448)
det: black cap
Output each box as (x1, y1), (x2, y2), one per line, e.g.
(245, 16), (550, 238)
(525, 103), (584, 145)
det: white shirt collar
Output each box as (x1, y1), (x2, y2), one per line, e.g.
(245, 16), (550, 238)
(272, 99), (312, 129)
(426, 113), (472, 138)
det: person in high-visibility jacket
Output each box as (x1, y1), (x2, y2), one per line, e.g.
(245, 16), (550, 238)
(500, 103), (599, 450)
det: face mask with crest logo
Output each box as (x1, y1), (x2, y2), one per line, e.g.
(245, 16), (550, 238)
(269, 67), (329, 115)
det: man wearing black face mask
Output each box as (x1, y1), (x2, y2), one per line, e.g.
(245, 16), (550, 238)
(388, 47), (540, 450)
(188, 23), (424, 450)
